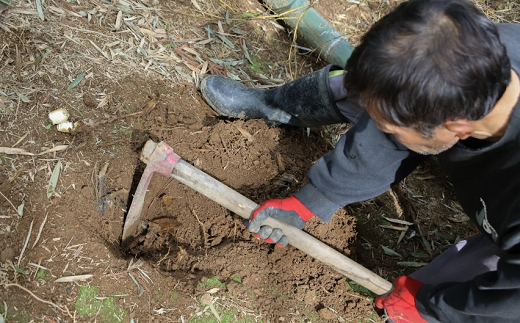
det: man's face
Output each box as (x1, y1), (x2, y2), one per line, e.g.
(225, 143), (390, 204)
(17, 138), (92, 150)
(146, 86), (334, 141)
(374, 120), (459, 155)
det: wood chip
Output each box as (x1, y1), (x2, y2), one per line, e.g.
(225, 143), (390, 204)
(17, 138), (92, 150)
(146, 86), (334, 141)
(233, 125), (253, 141)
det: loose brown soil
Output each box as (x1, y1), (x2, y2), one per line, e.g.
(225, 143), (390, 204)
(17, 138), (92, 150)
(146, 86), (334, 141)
(0, 0), (516, 322)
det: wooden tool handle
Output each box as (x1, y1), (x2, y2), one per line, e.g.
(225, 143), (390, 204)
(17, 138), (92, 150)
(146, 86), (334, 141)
(169, 158), (392, 295)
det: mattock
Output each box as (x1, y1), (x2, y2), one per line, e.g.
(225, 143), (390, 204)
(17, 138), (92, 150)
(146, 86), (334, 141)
(122, 140), (392, 295)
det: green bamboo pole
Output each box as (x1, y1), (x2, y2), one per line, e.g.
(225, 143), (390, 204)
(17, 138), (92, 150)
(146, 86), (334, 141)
(264, 0), (354, 67)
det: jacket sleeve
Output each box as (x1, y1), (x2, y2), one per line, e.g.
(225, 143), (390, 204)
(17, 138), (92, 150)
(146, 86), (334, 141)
(415, 209), (520, 322)
(294, 112), (427, 221)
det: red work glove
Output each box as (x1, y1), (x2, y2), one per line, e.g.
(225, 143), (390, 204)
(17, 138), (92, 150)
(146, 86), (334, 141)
(375, 276), (427, 323)
(247, 196), (314, 247)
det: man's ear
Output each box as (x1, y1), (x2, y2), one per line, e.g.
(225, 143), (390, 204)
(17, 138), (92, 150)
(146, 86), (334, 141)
(444, 120), (475, 140)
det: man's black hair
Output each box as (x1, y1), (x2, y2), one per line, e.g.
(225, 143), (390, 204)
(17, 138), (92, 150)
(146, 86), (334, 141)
(344, 0), (511, 137)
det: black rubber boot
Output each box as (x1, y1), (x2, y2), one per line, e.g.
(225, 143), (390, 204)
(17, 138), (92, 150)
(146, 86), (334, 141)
(200, 65), (349, 127)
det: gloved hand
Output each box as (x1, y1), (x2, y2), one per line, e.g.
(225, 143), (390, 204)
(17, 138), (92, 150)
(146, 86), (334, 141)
(247, 196), (314, 247)
(375, 276), (427, 323)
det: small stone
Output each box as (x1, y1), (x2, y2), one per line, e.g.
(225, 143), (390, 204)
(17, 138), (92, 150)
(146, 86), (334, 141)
(83, 94), (97, 108)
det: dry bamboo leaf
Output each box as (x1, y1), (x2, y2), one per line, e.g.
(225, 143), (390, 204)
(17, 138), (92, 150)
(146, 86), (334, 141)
(47, 160), (62, 199)
(67, 72), (86, 90)
(39, 145), (68, 155)
(18, 219), (33, 266)
(12, 132), (29, 148)
(35, 0), (44, 21)
(417, 226), (433, 256)
(106, 40), (120, 47)
(209, 303), (220, 321)
(184, 62), (201, 74)
(242, 40), (252, 64)
(64, 8), (82, 17)
(182, 46), (201, 57)
(216, 34), (234, 49)
(15, 91), (30, 102)
(8, 166), (27, 183)
(378, 224), (408, 231)
(200, 60), (208, 77)
(48, 5), (65, 15)
(190, 0), (202, 12)
(96, 95), (111, 109)
(15, 45), (20, 80)
(17, 200), (24, 216)
(55, 274), (93, 283)
(409, 252), (430, 259)
(196, 38), (215, 45)
(397, 229), (407, 245)
(115, 10), (123, 29)
(142, 98), (159, 113)
(381, 245), (402, 258)
(153, 29), (168, 38)
(31, 213), (48, 248)
(137, 45), (147, 57)
(447, 215), (470, 223)
(138, 27), (153, 36)
(382, 216), (414, 226)
(0, 147), (34, 155)
(89, 40), (109, 59)
(397, 261), (428, 268)
(9, 8), (38, 15)
(210, 58), (243, 67)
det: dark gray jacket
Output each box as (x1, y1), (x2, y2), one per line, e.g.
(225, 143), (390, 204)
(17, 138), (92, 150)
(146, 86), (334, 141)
(295, 23), (520, 322)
